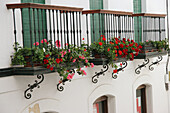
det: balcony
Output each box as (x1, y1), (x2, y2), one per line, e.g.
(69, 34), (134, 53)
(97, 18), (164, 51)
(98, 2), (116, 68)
(2, 3), (168, 99)
(3, 3), (167, 76)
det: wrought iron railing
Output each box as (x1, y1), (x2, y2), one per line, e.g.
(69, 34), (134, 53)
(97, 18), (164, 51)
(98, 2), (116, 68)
(6, 3), (167, 53)
(132, 13), (166, 43)
(6, 3), (83, 49)
(82, 9), (134, 43)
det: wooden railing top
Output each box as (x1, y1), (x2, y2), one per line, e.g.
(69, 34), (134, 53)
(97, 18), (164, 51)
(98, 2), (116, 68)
(132, 13), (166, 17)
(82, 9), (133, 15)
(6, 3), (83, 12)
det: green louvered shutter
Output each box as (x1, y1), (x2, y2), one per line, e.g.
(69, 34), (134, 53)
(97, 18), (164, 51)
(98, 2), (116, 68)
(133, 0), (142, 43)
(90, 0), (103, 42)
(21, 0), (47, 47)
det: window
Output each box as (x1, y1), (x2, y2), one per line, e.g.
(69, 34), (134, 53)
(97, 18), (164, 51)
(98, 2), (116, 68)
(136, 85), (147, 113)
(21, 0), (47, 47)
(93, 96), (108, 113)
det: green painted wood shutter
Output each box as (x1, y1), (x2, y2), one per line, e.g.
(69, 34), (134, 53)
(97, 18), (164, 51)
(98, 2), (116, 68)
(21, 0), (46, 47)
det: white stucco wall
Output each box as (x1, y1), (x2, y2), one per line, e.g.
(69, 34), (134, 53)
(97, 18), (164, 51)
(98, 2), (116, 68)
(0, 55), (169, 113)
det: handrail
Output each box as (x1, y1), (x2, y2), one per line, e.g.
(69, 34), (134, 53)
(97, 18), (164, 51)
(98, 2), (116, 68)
(132, 13), (166, 17)
(82, 9), (133, 15)
(6, 3), (83, 12)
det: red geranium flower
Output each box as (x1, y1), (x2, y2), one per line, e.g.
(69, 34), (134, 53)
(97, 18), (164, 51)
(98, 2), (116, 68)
(56, 58), (60, 64)
(131, 40), (134, 43)
(60, 58), (63, 62)
(119, 44), (124, 48)
(115, 41), (118, 44)
(115, 50), (117, 53)
(127, 39), (130, 42)
(107, 48), (110, 52)
(123, 38), (126, 41)
(84, 49), (87, 51)
(45, 54), (50, 58)
(99, 42), (103, 46)
(102, 37), (106, 41)
(138, 45), (143, 49)
(129, 43), (133, 47)
(116, 54), (118, 57)
(113, 69), (118, 73)
(115, 46), (119, 49)
(82, 38), (85, 40)
(135, 52), (139, 56)
(50, 66), (53, 71)
(118, 50), (122, 55)
(44, 59), (49, 64)
(125, 45), (129, 48)
(47, 65), (50, 69)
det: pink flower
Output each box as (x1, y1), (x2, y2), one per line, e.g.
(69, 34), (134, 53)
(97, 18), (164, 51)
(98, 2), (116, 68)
(91, 63), (94, 68)
(61, 54), (64, 57)
(67, 73), (75, 80)
(82, 57), (85, 59)
(33, 42), (39, 46)
(82, 70), (87, 75)
(79, 56), (82, 59)
(68, 49), (71, 53)
(85, 59), (88, 63)
(64, 51), (67, 55)
(55, 40), (61, 47)
(41, 39), (47, 43)
(72, 59), (76, 63)
(146, 40), (149, 42)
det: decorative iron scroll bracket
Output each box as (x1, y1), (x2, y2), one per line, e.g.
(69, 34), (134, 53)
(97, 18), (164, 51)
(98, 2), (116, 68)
(135, 58), (149, 74)
(112, 61), (128, 79)
(149, 56), (163, 71)
(24, 74), (44, 99)
(57, 69), (75, 92)
(92, 64), (109, 84)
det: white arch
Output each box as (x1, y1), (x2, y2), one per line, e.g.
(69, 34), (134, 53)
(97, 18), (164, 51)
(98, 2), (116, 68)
(132, 75), (153, 113)
(88, 84), (116, 113)
(20, 98), (60, 113)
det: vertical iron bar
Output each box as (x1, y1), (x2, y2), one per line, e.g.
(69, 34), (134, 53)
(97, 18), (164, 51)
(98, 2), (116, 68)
(159, 17), (161, 40)
(66, 11), (70, 49)
(48, 9), (52, 50)
(63, 11), (66, 47)
(111, 14), (113, 38)
(52, 10), (56, 47)
(99, 13), (101, 40)
(33, 8), (37, 47)
(56, 10), (60, 51)
(79, 12), (82, 46)
(20, 8), (25, 47)
(86, 14), (89, 46)
(60, 10), (63, 48)
(137, 16), (140, 43)
(72, 12), (76, 47)
(28, 8), (33, 48)
(12, 9), (17, 48)
(108, 14), (111, 41)
(76, 12), (79, 46)
(70, 12), (73, 45)
(92, 13), (95, 42)
(118, 15), (121, 38)
(105, 14), (108, 41)
(37, 8), (41, 45)
(41, 9), (44, 39)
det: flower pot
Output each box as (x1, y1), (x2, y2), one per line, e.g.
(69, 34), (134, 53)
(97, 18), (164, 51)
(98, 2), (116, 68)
(24, 56), (42, 67)
(92, 50), (106, 58)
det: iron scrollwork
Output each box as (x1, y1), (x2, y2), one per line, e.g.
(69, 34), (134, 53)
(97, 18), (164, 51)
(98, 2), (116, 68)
(135, 58), (149, 74)
(57, 69), (75, 92)
(24, 74), (44, 99)
(112, 61), (128, 79)
(92, 64), (109, 84)
(149, 56), (163, 71)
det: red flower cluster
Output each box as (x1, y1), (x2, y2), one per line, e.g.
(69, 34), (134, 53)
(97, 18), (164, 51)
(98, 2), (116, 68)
(44, 59), (49, 64)
(56, 58), (63, 64)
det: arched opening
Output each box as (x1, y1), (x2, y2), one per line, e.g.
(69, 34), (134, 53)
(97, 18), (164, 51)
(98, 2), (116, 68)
(93, 96), (108, 113)
(136, 85), (147, 113)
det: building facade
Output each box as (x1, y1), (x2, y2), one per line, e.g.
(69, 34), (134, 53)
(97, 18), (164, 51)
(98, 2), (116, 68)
(0, 0), (170, 113)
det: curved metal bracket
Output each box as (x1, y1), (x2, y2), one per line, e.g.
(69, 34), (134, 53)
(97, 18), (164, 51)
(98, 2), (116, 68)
(112, 61), (128, 79)
(92, 64), (109, 84)
(135, 58), (149, 74)
(149, 56), (163, 71)
(24, 74), (44, 99)
(57, 69), (74, 92)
